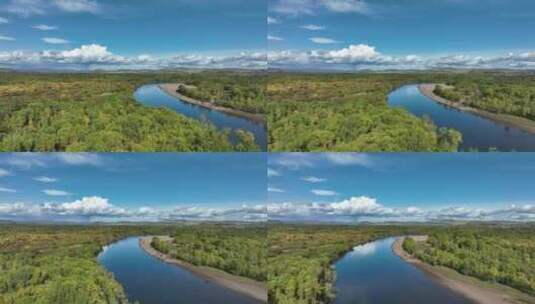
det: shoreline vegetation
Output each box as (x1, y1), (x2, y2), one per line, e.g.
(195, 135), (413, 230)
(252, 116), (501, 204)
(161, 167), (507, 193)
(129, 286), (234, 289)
(393, 236), (535, 304)
(418, 84), (535, 134)
(158, 83), (266, 123)
(139, 236), (268, 303)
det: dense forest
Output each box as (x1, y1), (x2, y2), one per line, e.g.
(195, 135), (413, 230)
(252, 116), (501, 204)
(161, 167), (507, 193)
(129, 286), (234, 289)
(0, 71), (264, 152)
(267, 72), (464, 152)
(433, 73), (535, 120)
(151, 224), (267, 281)
(405, 225), (535, 296)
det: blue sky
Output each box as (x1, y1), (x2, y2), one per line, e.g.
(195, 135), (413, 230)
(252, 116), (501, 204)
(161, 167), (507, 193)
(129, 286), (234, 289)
(0, 0), (266, 70)
(268, 0), (535, 70)
(268, 153), (535, 222)
(0, 153), (267, 222)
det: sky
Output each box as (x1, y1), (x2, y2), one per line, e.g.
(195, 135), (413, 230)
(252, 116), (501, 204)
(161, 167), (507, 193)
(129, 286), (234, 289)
(268, 153), (535, 222)
(268, 0), (535, 70)
(0, 153), (267, 222)
(0, 0), (266, 70)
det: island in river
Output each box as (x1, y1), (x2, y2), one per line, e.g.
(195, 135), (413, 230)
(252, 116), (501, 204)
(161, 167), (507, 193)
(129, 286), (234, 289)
(139, 236), (268, 302)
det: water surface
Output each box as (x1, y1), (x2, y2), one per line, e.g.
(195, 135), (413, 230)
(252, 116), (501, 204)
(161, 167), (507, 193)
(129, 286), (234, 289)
(133, 85), (267, 150)
(388, 85), (535, 151)
(333, 237), (474, 304)
(98, 237), (262, 304)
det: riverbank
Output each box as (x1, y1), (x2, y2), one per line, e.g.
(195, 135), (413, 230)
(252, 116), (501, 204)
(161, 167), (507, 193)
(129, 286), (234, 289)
(393, 237), (535, 304)
(139, 236), (267, 303)
(418, 84), (535, 135)
(158, 83), (265, 123)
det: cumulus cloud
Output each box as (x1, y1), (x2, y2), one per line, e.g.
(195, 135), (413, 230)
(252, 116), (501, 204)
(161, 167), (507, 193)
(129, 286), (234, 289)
(301, 24), (325, 30)
(43, 189), (72, 196)
(0, 44), (266, 70)
(0, 196), (267, 222)
(32, 24), (57, 31)
(42, 37), (69, 44)
(311, 189), (338, 196)
(301, 176), (326, 183)
(34, 176), (58, 183)
(310, 37), (340, 44)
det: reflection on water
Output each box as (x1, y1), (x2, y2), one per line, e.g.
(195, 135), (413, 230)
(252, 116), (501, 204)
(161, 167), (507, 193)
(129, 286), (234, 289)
(133, 84), (267, 150)
(98, 237), (262, 304)
(333, 237), (474, 304)
(388, 85), (535, 151)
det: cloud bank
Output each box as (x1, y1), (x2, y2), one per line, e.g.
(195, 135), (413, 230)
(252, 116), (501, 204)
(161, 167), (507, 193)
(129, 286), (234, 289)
(0, 44), (267, 70)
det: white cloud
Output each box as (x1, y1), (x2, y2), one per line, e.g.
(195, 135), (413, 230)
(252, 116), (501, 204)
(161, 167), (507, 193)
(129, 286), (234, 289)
(3, 0), (47, 17)
(310, 37), (339, 44)
(42, 196), (125, 216)
(0, 17), (8, 23)
(43, 37), (69, 44)
(271, 153), (315, 169)
(268, 35), (284, 41)
(32, 24), (57, 31)
(53, 0), (100, 13)
(271, 0), (370, 16)
(43, 189), (72, 196)
(34, 176), (58, 183)
(325, 153), (372, 166)
(267, 16), (279, 24)
(0, 35), (15, 41)
(55, 153), (102, 166)
(301, 176), (326, 183)
(0, 187), (16, 193)
(311, 189), (338, 196)
(268, 187), (285, 193)
(0, 44), (267, 70)
(301, 24), (325, 31)
(0, 168), (11, 177)
(268, 168), (281, 177)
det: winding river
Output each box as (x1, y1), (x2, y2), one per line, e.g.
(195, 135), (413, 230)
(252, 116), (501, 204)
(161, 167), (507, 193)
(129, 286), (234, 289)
(97, 237), (262, 304)
(333, 237), (474, 304)
(388, 85), (535, 151)
(133, 85), (267, 150)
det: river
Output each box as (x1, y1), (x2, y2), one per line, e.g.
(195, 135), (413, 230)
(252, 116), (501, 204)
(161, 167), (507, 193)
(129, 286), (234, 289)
(333, 237), (474, 304)
(388, 85), (535, 151)
(98, 237), (262, 304)
(133, 85), (267, 150)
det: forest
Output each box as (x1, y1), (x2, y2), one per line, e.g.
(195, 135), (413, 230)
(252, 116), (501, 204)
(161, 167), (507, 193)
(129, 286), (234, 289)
(151, 224), (267, 281)
(267, 70), (535, 152)
(432, 73), (535, 120)
(405, 225), (535, 296)
(0, 222), (265, 304)
(0, 71), (264, 152)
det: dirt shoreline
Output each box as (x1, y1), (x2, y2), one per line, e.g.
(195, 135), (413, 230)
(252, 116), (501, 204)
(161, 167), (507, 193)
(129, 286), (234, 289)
(139, 236), (267, 303)
(392, 236), (534, 304)
(158, 83), (265, 123)
(418, 84), (535, 135)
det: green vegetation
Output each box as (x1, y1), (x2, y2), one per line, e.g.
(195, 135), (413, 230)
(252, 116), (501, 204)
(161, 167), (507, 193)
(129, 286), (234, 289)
(267, 72), (462, 152)
(402, 237), (416, 255)
(433, 73), (535, 120)
(409, 226), (535, 296)
(267, 224), (420, 304)
(0, 71), (265, 152)
(0, 222), (265, 304)
(152, 224), (267, 281)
